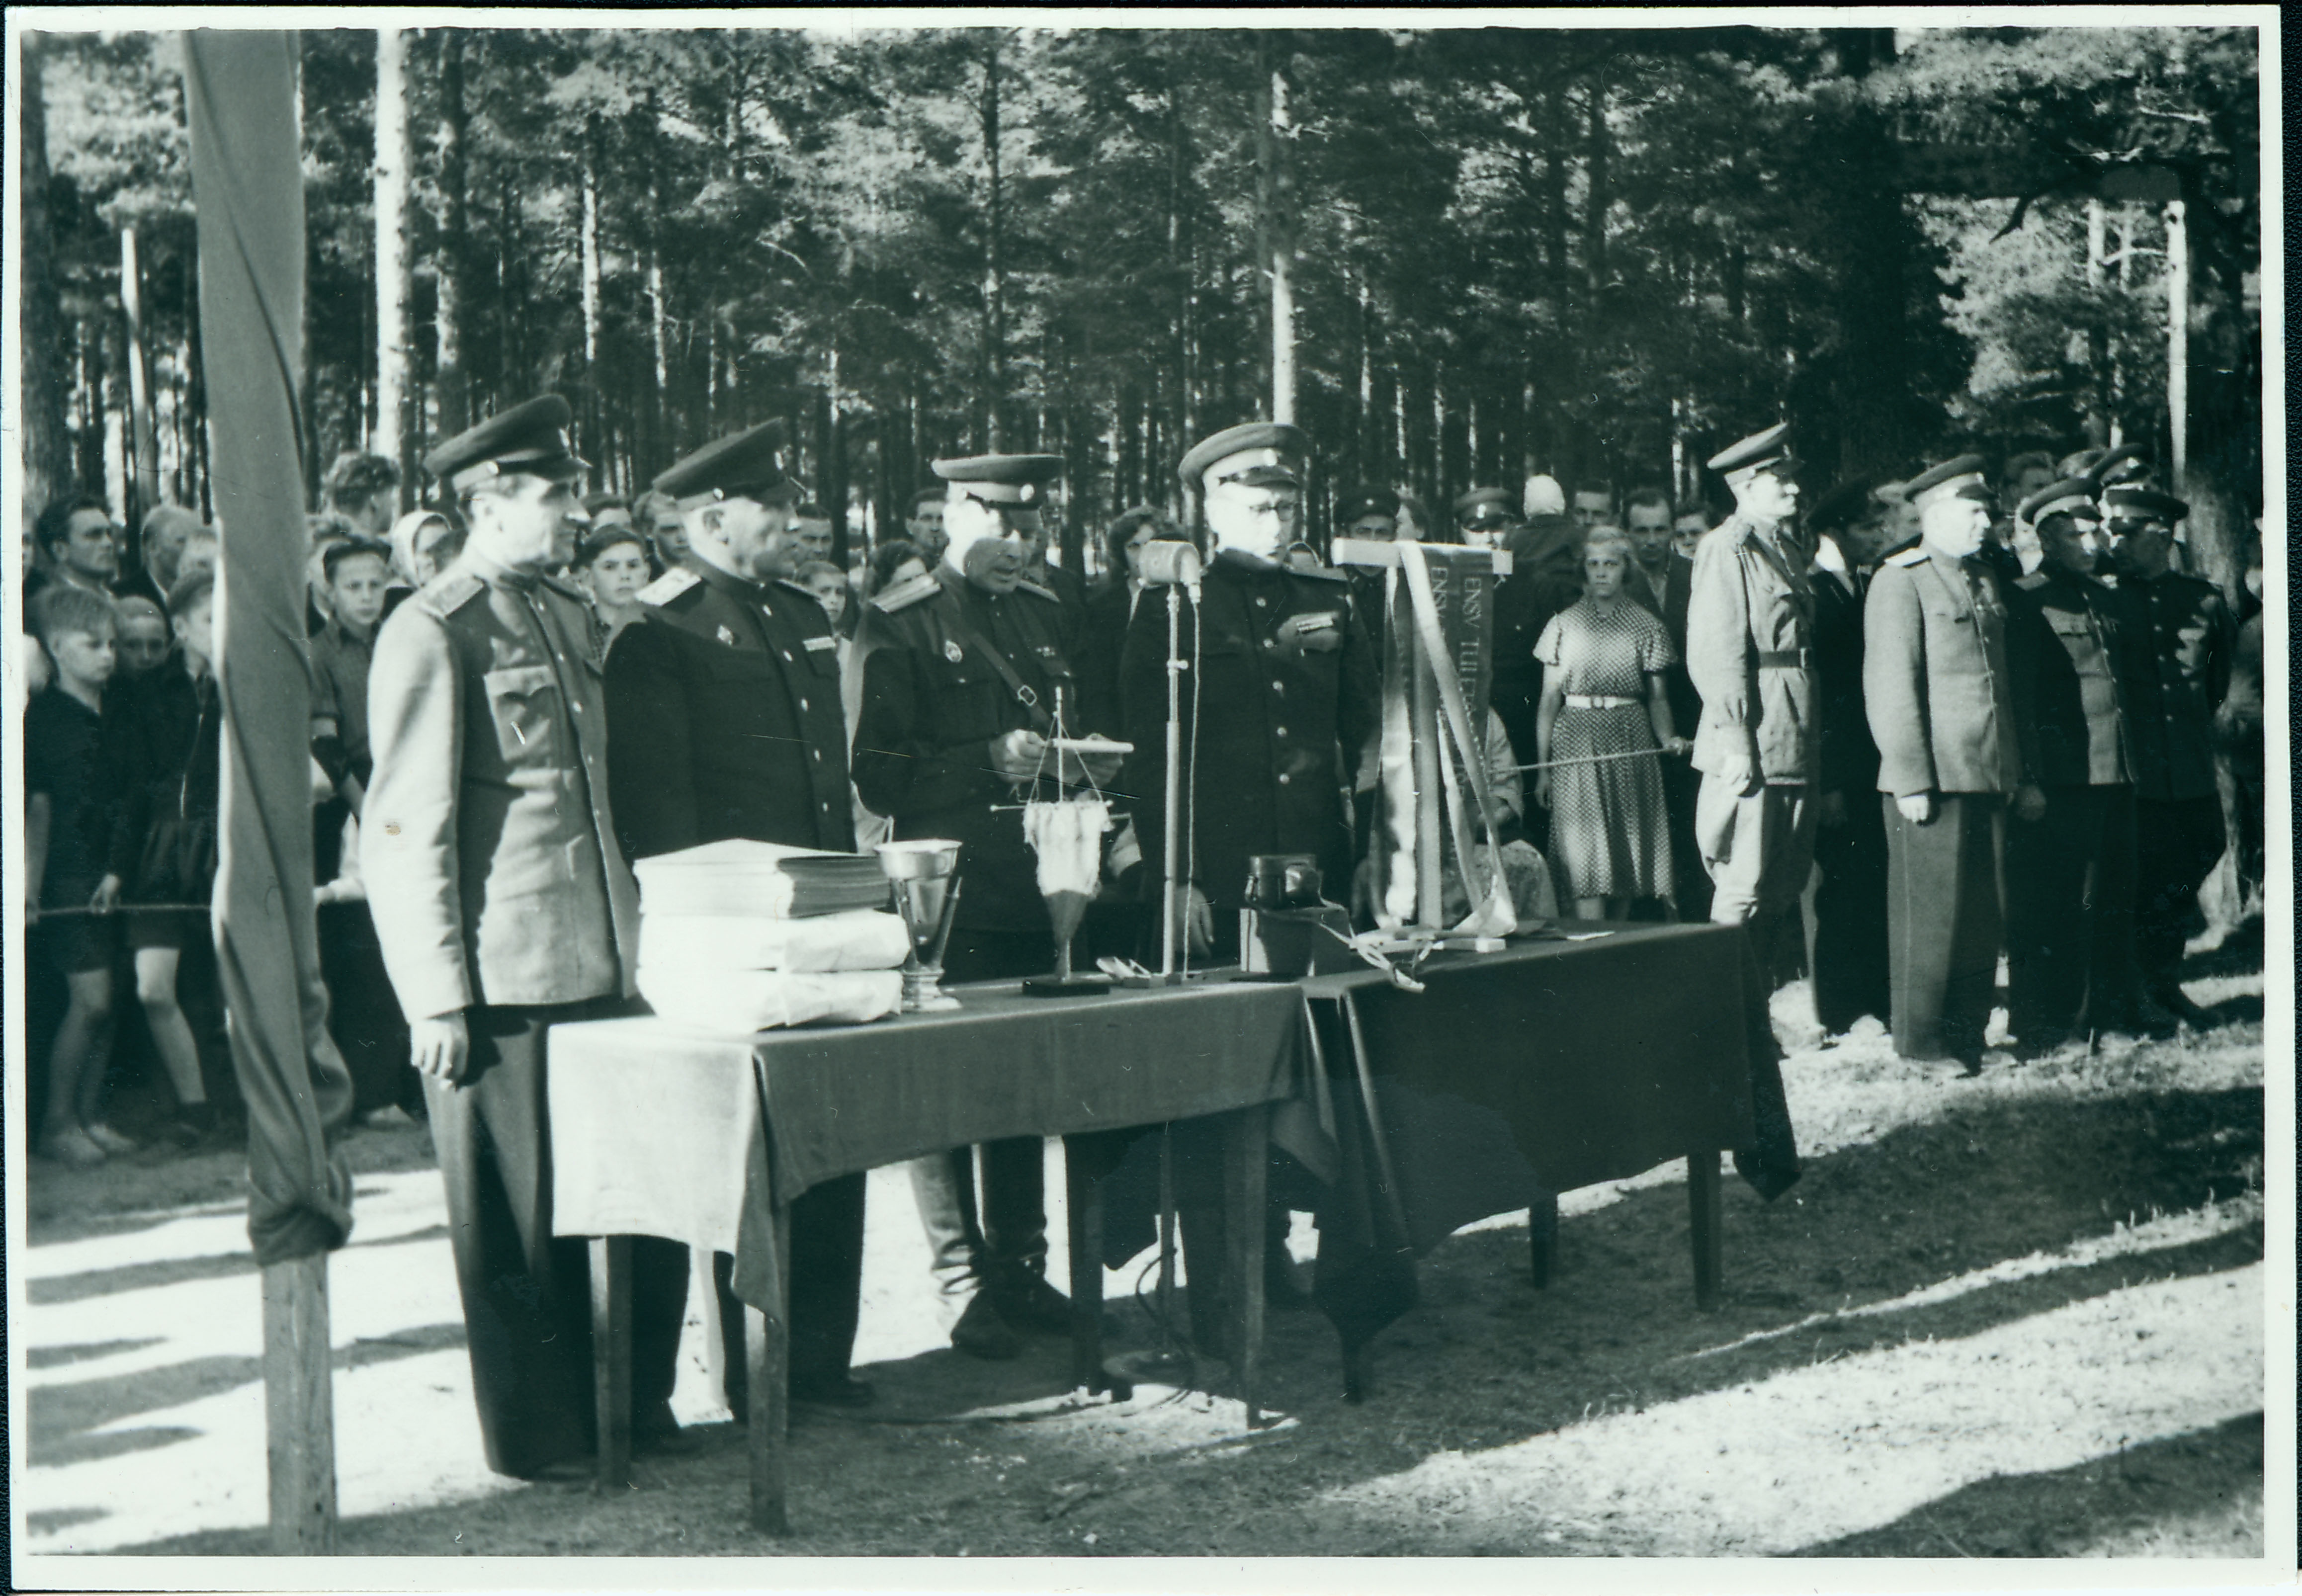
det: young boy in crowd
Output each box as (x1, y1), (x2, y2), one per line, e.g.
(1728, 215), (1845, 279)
(311, 535), (394, 822)
(114, 595), (172, 679)
(24, 585), (128, 1166)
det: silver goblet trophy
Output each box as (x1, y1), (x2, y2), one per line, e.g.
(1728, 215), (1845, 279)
(875, 839), (963, 1011)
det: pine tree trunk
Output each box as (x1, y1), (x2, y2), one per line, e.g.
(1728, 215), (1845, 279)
(580, 119), (603, 484)
(19, 37), (79, 519)
(980, 33), (1006, 451)
(120, 226), (161, 523)
(433, 28), (471, 439)
(374, 26), (412, 503)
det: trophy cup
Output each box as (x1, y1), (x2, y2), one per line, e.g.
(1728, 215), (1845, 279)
(875, 839), (963, 1011)
(1020, 791), (1115, 998)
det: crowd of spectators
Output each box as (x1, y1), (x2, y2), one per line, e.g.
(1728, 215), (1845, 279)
(17, 435), (2265, 1169)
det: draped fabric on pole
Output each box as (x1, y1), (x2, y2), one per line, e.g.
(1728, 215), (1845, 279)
(186, 30), (356, 1262)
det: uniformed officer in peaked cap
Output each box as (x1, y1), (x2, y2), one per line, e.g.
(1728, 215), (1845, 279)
(1864, 453), (2044, 1072)
(1334, 482), (1404, 646)
(853, 451), (1123, 1360)
(1117, 421), (1379, 1339)
(366, 395), (687, 1476)
(1453, 486), (1516, 549)
(1685, 421), (1817, 992)
(1121, 422), (1377, 961)
(602, 419), (872, 1408)
(2096, 480), (2234, 1027)
(2002, 477), (2160, 1055)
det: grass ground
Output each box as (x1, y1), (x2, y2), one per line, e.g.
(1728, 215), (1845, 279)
(15, 928), (2267, 1564)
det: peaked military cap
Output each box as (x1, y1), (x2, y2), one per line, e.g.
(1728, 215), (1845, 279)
(1804, 477), (1876, 535)
(2101, 483), (2189, 525)
(1453, 486), (1514, 526)
(424, 395), (586, 494)
(1705, 421), (1795, 481)
(2016, 478), (2100, 526)
(932, 453), (1064, 511)
(1337, 484), (1402, 524)
(1179, 421), (1307, 492)
(655, 420), (796, 510)
(1905, 453), (1992, 509)
(2086, 444), (2151, 489)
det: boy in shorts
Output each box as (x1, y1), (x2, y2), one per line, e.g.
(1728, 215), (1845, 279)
(24, 585), (127, 1166)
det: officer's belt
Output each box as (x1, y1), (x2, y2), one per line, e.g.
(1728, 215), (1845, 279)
(1756, 649), (1812, 669)
(942, 602), (1055, 734)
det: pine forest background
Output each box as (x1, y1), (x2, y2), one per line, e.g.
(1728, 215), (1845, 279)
(16, 23), (2264, 591)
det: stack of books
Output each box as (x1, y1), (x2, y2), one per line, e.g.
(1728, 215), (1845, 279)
(632, 840), (909, 1032)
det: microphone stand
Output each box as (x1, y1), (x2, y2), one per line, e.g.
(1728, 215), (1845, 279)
(1162, 580), (1186, 981)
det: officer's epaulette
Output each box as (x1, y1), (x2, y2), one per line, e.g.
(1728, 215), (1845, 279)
(416, 566), (486, 616)
(1883, 545), (1930, 568)
(1288, 564), (1350, 584)
(634, 566), (702, 606)
(1014, 578), (1060, 603)
(539, 571), (590, 604)
(870, 571), (941, 614)
(772, 577), (822, 601)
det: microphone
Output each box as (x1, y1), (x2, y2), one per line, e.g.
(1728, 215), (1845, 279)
(1137, 540), (1202, 592)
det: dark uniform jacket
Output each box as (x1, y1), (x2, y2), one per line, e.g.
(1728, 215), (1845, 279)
(364, 554), (637, 1021)
(853, 566), (1107, 937)
(1810, 568), (1879, 796)
(2010, 569), (2131, 788)
(603, 556), (853, 861)
(1863, 545), (2030, 797)
(1490, 551), (1582, 766)
(2109, 570), (2233, 803)
(1116, 550), (1378, 919)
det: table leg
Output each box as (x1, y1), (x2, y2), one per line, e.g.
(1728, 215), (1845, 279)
(1528, 1191), (1559, 1289)
(1222, 1102), (1269, 1428)
(1688, 1149), (1723, 1309)
(589, 1236), (631, 1492)
(1063, 1137), (1118, 1397)
(745, 1203), (792, 1534)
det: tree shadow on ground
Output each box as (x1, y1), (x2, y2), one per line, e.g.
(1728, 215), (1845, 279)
(1792, 1412), (2263, 1557)
(119, 1077), (2264, 1557)
(27, 1323), (468, 1468)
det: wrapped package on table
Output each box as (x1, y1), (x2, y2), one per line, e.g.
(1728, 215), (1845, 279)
(637, 907), (911, 973)
(634, 965), (904, 1033)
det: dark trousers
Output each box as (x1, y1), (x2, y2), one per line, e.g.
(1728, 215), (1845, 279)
(1811, 789), (1890, 1033)
(906, 927), (1049, 1302)
(1883, 792), (2007, 1065)
(423, 998), (686, 1478)
(318, 902), (419, 1117)
(1662, 760), (1712, 924)
(2134, 794), (2227, 996)
(2006, 784), (2142, 1045)
(714, 1169), (867, 1408)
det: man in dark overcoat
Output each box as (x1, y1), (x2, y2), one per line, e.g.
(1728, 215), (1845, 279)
(603, 419), (873, 1408)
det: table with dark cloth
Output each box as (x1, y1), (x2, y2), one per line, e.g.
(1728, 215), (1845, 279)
(1291, 923), (1800, 1387)
(550, 976), (1316, 1532)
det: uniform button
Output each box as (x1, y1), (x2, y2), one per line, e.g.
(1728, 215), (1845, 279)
(799, 697), (810, 711)
(1277, 772), (1291, 785)
(1272, 680), (1284, 693)
(1276, 726), (1289, 738)
(1255, 596), (1268, 608)
(1263, 639), (1276, 649)
(783, 652), (794, 663)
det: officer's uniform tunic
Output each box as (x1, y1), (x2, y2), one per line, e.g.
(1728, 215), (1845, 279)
(1116, 549), (1379, 959)
(2004, 567), (2143, 1046)
(2113, 568), (2236, 1004)
(603, 553), (866, 1394)
(1685, 513), (1818, 929)
(365, 551), (680, 1477)
(853, 565), (1103, 951)
(1864, 543), (2031, 1064)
